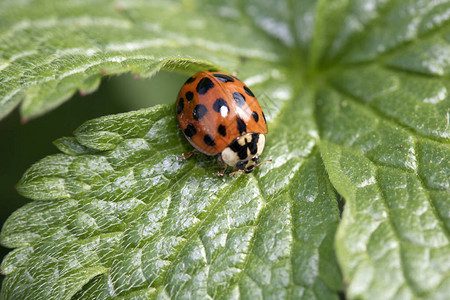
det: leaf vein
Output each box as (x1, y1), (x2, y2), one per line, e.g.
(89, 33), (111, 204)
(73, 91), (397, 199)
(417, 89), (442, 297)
(327, 81), (449, 144)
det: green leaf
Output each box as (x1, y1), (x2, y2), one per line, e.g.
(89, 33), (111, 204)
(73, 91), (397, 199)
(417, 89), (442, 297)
(1, 0), (450, 300)
(2, 104), (341, 299)
(0, 0), (280, 121)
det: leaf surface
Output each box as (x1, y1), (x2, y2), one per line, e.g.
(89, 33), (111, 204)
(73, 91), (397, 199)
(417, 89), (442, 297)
(1, 0), (450, 299)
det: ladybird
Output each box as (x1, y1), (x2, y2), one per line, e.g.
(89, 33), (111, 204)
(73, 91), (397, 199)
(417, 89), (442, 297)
(176, 71), (268, 175)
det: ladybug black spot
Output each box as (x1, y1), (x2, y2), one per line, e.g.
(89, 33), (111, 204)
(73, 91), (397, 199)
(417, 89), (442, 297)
(196, 77), (215, 95)
(248, 133), (259, 155)
(213, 73), (235, 83)
(186, 91), (194, 102)
(184, 124), (196, 138)
(233, 92), (246, 107)
(204, 134), (216, 146)
(213, 98), (229, 116)
(193, 104), (207, 121)
(252, 111), (259, 122)
(218, 124), (226, 136)
(177, 98), (184, 114)
(229, 140), (248, 160)
(244, 86), (255, 97)
(237, 117), (247, 135)
(185, 76), (196, 84)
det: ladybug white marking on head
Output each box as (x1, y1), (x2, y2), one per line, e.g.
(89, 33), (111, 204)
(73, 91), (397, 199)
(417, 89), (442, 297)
(220, 133), (265, 173)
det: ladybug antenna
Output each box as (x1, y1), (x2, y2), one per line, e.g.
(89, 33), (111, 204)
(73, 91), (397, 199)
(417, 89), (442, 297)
(255, 159), (272, 168)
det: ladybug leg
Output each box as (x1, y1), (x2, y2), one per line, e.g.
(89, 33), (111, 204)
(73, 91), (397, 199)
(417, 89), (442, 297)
(178, 149), (198, 160)
(217, 155), (227, 177)
(229, 169), (244, 176)
(217, 166), (227, 177)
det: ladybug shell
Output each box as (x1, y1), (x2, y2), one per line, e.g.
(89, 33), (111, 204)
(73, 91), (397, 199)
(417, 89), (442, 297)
(176, 71), (267, 155)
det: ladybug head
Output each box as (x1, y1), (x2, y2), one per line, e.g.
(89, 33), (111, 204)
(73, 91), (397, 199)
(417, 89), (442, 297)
(236, 156), (260, 173)
(221, 133), (266, 174)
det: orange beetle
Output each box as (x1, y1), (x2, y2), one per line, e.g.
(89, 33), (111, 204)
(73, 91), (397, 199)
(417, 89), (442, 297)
(176, 71), (268, 175)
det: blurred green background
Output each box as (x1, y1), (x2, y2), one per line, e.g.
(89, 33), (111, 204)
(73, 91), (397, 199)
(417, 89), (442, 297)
(0, 71), (187, 285)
